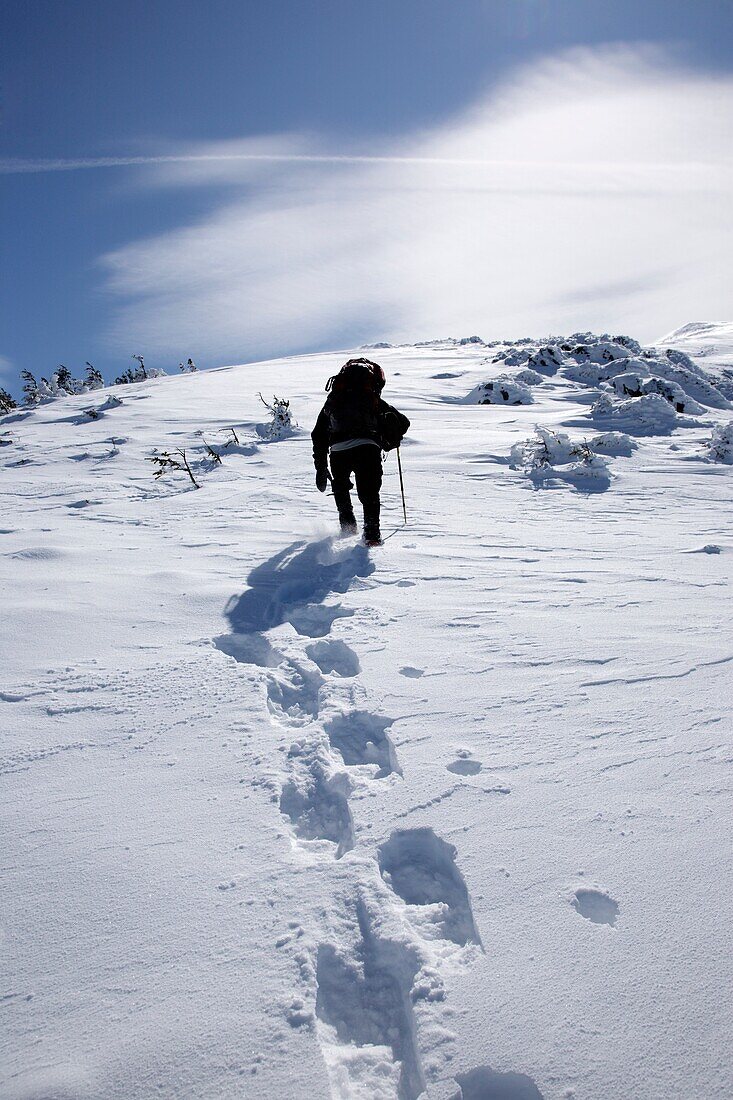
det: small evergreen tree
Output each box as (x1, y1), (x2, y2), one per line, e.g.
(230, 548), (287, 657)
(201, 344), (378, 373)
(148, 448), (199, 488)
(21, 370), (40, 406)
(114, 367), (137, 385)
(0, 387), (17, 413)
(55, 365), (76, 394)
(256, 394), (296, 440)
(85, 362), (104, 389)
(132, 354), (147, 380)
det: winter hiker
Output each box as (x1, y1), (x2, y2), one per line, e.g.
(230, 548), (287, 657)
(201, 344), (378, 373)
(311, 358), (410, 546)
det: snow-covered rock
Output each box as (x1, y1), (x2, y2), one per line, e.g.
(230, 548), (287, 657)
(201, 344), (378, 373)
(605, 372), (706, 415)
(513, 367), (545, 386)
(464, 376), (533, 405)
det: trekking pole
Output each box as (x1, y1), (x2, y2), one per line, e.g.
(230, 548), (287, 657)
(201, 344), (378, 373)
(396, 445), (407, 524)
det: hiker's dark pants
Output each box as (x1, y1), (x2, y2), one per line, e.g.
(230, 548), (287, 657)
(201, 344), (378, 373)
(329, 444), (382, 535)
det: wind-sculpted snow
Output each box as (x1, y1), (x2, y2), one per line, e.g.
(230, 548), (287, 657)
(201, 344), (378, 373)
(589, 391), (691, 435)
(2, 326), (732, 1100)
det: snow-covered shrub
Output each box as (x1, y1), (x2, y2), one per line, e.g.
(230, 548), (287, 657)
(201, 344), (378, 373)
(510, 427), (612, 490)
(464, 376), (533, 405)
(706, 422), (733, 464)
(590, 392), (684, 435)
(256, 394), (297, 440)
(0, 387), (17, 414)
(178, 358), (198, 373)
(510, 427), (578, 467)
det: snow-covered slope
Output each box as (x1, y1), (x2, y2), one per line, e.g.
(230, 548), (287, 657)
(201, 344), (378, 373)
(2, 332), (732, 1100)
(657, 320), (733, 362)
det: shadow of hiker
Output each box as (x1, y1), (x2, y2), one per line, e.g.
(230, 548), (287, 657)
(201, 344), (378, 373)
(215, 538), (375, 663)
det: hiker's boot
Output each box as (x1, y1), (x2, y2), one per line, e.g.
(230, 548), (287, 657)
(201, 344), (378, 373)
(362, 502), (381, 546)
(339, 511), (358, 536)
(363, 521), (382, 547)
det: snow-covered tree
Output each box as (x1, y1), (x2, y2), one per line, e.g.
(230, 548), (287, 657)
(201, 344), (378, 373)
(0, 387), (17, 413)
(114, 367), (137, 385)
(256, 394), (296, 440)
(178, 358), (198, 373)
(55, 365), (76, 394)
(85, 362), (104, 390)
(21, 370), (40, 406)
(132, 354), (147, 379)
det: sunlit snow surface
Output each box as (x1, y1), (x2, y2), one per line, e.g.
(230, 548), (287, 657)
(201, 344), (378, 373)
(2, 328), (732, 1099)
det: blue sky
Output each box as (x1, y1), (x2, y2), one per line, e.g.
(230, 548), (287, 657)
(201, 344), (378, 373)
(2, 0), (732, 390)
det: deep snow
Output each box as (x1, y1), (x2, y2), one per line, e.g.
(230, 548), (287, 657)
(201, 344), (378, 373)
(1, 326), (732, 1100)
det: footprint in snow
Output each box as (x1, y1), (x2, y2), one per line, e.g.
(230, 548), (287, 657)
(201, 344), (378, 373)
(306, 639), (360, 677)
(447, 758), (482, 776)
(378, 826), (482, 947)
(452, 1064), (546, 1099)
(279, 752), (354, 858)
(572, 887), (620, 926)
(324, 710), (401, 777)
(315, 897), (425, 1100)
(447, 748), (482, 776)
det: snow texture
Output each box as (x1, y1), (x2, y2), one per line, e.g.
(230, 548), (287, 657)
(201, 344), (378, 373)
(2, 324), (732, 1100)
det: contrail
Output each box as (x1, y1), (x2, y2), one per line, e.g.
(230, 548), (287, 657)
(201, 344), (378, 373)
(0, 151), (723, 176)
(1, 151), (517, 174)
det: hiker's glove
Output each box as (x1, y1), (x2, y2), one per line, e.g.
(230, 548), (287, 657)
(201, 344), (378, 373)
(315, 468), (329, 493)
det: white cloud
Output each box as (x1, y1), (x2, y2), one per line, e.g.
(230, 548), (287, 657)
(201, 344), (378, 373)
(0, 355), (15, 385)
(100, 44), (733, 359)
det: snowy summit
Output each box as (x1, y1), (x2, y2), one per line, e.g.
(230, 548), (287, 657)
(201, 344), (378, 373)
(2, 324), (733, 1099)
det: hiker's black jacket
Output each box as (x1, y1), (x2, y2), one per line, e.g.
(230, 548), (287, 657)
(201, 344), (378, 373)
(311, 396), (409, 470)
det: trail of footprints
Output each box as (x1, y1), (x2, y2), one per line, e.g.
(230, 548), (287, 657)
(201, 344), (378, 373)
(217, 541), (540, 1098)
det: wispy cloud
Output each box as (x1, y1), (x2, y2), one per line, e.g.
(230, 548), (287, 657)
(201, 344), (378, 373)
(99, 44), (733, 359)
(0, 355), (15, 385)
